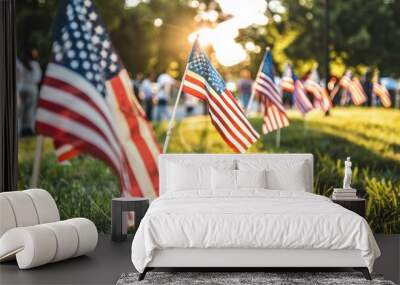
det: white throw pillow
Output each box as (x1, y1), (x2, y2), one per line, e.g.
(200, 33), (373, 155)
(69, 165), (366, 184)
(167, 163), (211, 191)
(236, 169), (267, 189)
(237, 159), (308, 191)
(211, 168), (237, 191)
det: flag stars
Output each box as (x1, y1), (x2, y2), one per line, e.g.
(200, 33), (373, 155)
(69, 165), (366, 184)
(70, 22), (78, 30)
(79, 50), (87, 59)
(86, 72), (94, 80)
(85, 21), (92, 30)
(110, 53), (117, 62)
(89, 11), (97, 21)
(64, 41), (72, 49)
(82, 61), (90, 69)
(55, 53), (63, 62)
(76, 41), (84, 49)
(92, 35), (100, 44)
(67, 50), (75, 58)
(102, 41), (110, 48)
(109, 64), (117, 72)
(95, 25), (104, 34)
(70, 60), (79, 69)
(62, 32), (69, 41)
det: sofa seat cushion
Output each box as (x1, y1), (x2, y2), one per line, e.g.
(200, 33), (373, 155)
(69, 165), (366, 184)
(0, 218), (97, 269)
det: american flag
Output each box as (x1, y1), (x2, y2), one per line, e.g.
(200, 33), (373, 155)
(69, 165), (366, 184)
(339, 70), (352, 90)
(349, 77), (367, 106)
(280, 63), (295, 93)
(304, 68), (332, 112)
(338, 70), (355, 105)
(292, 70), (313, 115)
(35, 0), (160, 198)
(254, 49), (289, 134)
(182, 40), (259, 153)
(372, 72), (391, 108)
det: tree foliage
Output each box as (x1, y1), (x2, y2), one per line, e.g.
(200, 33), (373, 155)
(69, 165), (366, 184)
(16, 0), (400, 78)
(282, 0), (400, 77)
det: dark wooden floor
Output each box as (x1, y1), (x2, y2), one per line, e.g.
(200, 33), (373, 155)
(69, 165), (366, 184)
(1, 234), (398, 285)
(0, 234), (134, 285)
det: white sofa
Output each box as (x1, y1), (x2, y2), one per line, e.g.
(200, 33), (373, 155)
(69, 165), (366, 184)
(0, 189), (98, 269)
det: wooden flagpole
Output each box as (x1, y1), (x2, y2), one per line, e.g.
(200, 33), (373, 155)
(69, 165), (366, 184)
(162, 66), (188, 153)
(30, 135), (44, 188)
(246, 47), (269, 114)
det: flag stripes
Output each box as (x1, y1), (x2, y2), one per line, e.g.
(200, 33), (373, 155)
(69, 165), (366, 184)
(255, 73), (286, 113)
(373, 82), (391, 108)
(181, 40), (259, 153)
(293, 80), (314, 115)
(183, 70), (258, 153)
(349, 78), (367, 106)
(254, 50), (289, 134)
(261, 97), (289, 134)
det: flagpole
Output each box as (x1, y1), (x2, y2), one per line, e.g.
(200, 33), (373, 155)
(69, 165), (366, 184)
(303, 115), (308, 135)
(275, 129), (281, 148)
(30, 135), (44, 188)
(246, 47), (269, 114)
(162, 66), (188, 153)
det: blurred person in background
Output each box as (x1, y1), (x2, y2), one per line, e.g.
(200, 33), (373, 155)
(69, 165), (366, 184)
(237, 69), (253, 109)
(132, 72), (143, 104)
(156, 71), (176, 121)
(362, 67), (373, 106)
(140, 72), (156, 121)
(19, 48), (42, 136)
(184, 92), (198, 117)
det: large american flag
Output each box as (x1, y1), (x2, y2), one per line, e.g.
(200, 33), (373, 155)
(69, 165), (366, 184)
(35, 0), (160, 198)
(182, 40), (259, 153)
(372, 72), (391, 108)
(304, 68), (332, 112)
(254, 50), (289, 134)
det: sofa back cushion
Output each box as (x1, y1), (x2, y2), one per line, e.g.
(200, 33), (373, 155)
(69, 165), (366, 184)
(0, 189), (60, 238)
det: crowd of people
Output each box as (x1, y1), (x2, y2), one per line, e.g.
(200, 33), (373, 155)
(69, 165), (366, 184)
(15, 50), (399, 137)
(132, 71), (202, 121)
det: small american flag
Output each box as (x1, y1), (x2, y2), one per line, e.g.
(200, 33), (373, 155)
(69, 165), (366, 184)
(304, 68), (331, 112)
(373, 72), (391, 108)
(280, 63), (295, 93)
(182, 40), (259, 153)
(349, 77), (367, 106)
(292, 70), (313, 115)
(339, 70), (352, 89)
(36, 0), (160, 198)
(254, 49), (289, 134)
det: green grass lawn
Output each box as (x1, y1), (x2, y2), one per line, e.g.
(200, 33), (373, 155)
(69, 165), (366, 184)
(18, 107), (400, 234)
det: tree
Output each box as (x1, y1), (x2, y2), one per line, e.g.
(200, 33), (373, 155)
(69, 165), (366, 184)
(281, 0), (400, 77)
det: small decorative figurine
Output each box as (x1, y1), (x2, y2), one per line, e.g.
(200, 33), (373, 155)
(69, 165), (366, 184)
(343, 157), (352, 190)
